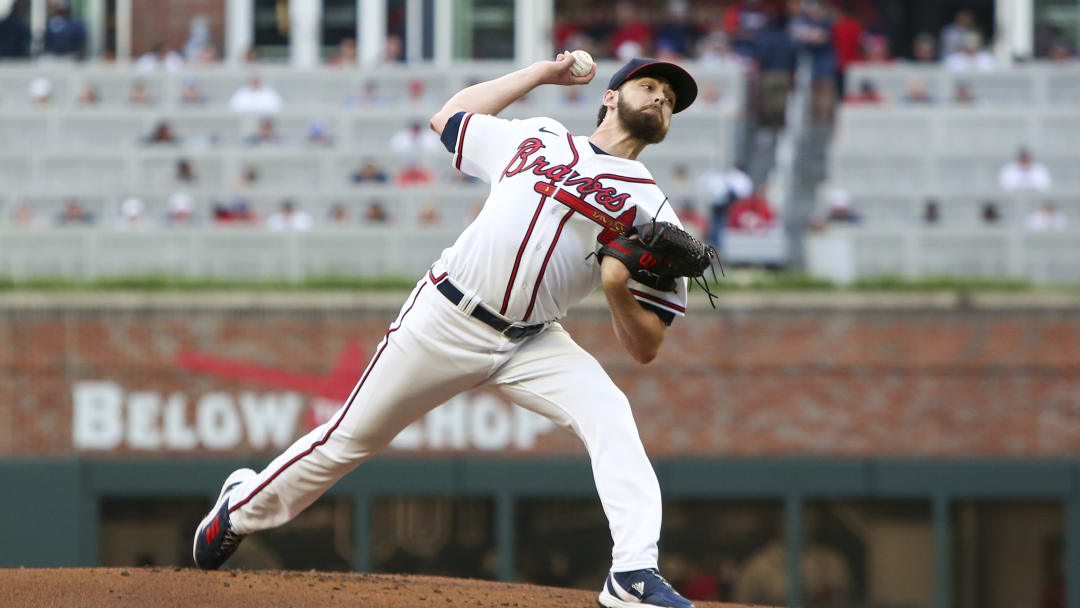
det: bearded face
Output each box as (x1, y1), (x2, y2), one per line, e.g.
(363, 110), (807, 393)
(615, 88), (670, 144)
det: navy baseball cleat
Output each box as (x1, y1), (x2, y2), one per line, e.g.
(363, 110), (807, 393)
(192, 468), (255, 570)
(598, 568), (695, 608)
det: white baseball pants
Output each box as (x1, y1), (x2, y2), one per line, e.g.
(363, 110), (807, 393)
(226, 272), (662, 572)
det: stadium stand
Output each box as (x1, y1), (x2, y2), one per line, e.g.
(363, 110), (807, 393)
(807, 64), (1080, 284)
(0, 62), (742, 279)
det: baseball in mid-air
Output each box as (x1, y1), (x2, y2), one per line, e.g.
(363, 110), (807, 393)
(566, 49), (594, 77)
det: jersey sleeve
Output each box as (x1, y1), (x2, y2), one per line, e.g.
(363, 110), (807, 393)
(626, 197), (690, 320)
(443, 112), (541, 183)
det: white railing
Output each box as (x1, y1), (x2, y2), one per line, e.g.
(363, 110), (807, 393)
(0, 226), (462, 281)
(806, 227), (1080, 284)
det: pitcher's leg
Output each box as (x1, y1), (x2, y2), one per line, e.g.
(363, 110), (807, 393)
(228, 282), (489, 535)
(491, 325), (661, 572)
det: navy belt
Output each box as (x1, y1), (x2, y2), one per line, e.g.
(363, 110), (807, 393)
(434, 277), (547, 340)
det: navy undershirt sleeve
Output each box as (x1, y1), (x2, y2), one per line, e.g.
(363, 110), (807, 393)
(440, 111), (467, 153)
(639, 302), (676, 326)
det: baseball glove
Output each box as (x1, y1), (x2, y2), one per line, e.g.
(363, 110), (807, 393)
(597, 220), (720, 300)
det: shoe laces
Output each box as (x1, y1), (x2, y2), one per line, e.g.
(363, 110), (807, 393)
(218, 528), (243, 554)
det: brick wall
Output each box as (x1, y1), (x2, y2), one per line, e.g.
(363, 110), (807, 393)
(131, 0), (225, 57)
(2, 301), (1078, 457)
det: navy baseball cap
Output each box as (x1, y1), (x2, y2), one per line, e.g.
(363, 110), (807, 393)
(607, 58), (698, 114)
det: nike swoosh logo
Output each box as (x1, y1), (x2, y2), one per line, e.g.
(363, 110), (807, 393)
(538, 127), (557, 136)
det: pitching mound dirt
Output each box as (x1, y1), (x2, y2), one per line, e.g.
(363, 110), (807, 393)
(1, 568), (766, 608)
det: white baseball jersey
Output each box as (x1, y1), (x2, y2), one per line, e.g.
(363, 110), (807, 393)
(436, 112), (689, 325)
(216, 109), (684, 580)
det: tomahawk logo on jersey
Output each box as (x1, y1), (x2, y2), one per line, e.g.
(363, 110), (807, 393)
(438, 111), (688, 326)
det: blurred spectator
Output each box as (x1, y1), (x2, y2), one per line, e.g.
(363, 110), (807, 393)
(999, 148), (1052, 193)
(389, 121), (442, 155)
(790, 0), (836, 123)
(672, 165), (691, 189)
(724, 0), (770, 59)
(697, 83), (739, 117)
(0, 1), (31, 58)
(395, 162), (435, 187)
(676, 201), (708, 237)
(653, 0), (698, 59)
(351, 159), (389, 184)
(843, 79), (883, 105)
(825, 187), (861, 223)
(831, 4), (863, 96)
(862, 34), (892, 64)
(77, 83), (100, 106)
(981, 201), (1001, 225)
(912, 32), (937, 62)
(245, 118), (284, 146)
(229, 74), (284, 114)
(902, 76), (933, 104)
(327, 203), (350, 225)
(698, 30), (743, 69)
(923, 199), (940, 225)
(145, 121), (179, 145)
(213, 200), (256, 225)
(192, 43), (220, 65)
(266, 199), (313, 231)
(406, 78), (430, 105)
(347, 80), (386, 108)
(1026, 201), (1067, 232)
(383, 34), (404, 63)
(129, 79), (153, 106)
(175, 158), (198, 185)
(11, 201), (38, 228)
(755, 13), (797, 128)
(28, 77), (53, 107)
(180, 78), (207, 106)
(117, 196), (146, 229)
(169, 159), (198, 222)
(183, 14), (215, 63)
(561, 86), (589, 107)
(952, 80), (976, 104)
(699, 163), (753, 250)
(941, 9), (977, 57)
(136, 42), (183, 72)
(58, 198), (93, 225)
(328, 37), (357, 66)
(727, 186), (777, 233)
(43, 0), (86, 59)
(1048, 42), (1077, 64)
(610, 2), (651, 61)
(418, 201), (442, 227)
(679, 564), (722, 602)
(306, 120), (334, 147)
(225, 166), (259, 217)
(235, 165), (258, 192)
(945, 32), (996, 72)
(364, 200), (390, 223)
(167, 193), (196, 226)
(244, 46), (259, 63)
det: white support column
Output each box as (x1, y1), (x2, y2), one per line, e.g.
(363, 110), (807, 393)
(115, 0), (132, 61)
(289, 0), (321, 68)
(995, 0), (1034, 65)
(405, 0), (422, 62)
(226, 0), (254, 65)
(434, 0), (453, 67)
(359, 0), (386, 66)
(515, 0), (553, 64)
(86, 0), (105, 59)
(30, 0), (46, 54)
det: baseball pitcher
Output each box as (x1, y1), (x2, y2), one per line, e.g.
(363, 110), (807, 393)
(194, 52), (712, 608)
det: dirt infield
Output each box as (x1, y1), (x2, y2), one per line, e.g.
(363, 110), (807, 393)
(1, 568), (762, 608)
